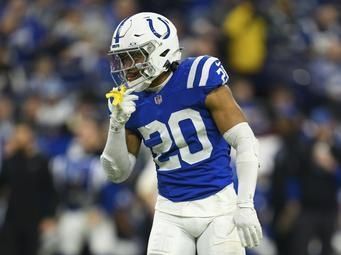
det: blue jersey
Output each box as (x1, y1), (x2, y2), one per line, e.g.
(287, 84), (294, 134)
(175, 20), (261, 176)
(126, 55), (233, 202)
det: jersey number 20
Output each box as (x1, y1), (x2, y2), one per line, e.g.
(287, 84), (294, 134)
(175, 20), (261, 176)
(138, 108), (213, 171)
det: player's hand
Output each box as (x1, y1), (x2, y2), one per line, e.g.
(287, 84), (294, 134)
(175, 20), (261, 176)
(106, 87), (138, 130)
(233, 206), (262, 248)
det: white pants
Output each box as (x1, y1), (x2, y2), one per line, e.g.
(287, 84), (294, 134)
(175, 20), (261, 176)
(57, 209), (116, 255)
(147, 210), (245, 255)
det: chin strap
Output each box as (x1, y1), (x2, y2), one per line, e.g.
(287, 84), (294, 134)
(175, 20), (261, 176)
(126, 73), (153, 92)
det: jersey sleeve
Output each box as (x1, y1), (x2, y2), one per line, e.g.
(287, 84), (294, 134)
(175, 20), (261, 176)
(186, 55), (229, 89)
(184, 55), (229, 104)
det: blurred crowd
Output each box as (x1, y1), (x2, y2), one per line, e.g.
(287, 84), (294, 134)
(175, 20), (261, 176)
(0, 0), (340, 255)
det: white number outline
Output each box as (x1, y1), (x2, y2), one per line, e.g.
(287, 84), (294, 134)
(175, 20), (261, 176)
(215, 60), (229, 84)
(138, 109), (213, 171)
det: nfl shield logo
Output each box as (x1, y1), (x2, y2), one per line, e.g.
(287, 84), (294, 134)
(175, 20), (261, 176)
(154, 95), (163, 104)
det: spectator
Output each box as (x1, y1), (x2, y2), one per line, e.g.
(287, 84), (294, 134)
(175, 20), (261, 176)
(270, 105), (306, 255)
(222, 0), (267, 76)
(0, 122), (58, 255)
(289, 108), (341, 255)
(52, 117), (138, 255)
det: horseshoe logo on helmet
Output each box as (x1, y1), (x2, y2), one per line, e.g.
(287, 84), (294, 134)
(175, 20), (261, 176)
(113, 18), (130, 44)
(146, 17), (170, 39)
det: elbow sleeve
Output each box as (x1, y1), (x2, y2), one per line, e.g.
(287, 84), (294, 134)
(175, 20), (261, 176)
(101, 119), (136, 183)
(223, 122), (259, 207)
(100, 153), (136, 183)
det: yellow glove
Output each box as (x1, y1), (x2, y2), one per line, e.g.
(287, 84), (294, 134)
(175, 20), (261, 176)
(105, 86), (127, 106)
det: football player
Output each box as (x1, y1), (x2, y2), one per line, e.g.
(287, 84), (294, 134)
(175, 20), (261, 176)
(101, 12), (262, 255)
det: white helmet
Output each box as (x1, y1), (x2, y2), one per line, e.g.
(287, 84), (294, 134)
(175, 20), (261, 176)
(108, 12), (181, 92)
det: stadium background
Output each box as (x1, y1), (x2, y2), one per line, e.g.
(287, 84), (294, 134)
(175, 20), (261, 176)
(0, 0), (340, 254)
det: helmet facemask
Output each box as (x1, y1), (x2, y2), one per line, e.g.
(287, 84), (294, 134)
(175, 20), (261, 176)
(109, 12), (182, 92)
(109, 41), (159, 92)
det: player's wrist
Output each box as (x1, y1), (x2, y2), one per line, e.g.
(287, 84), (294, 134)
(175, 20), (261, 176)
(109, 117), (126, 132)
(237, 200), (254, 208)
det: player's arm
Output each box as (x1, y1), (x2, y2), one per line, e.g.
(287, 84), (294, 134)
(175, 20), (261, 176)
(126, 129), (141, 157)
(100, 92), (140, 183)
(206, 85), (258, 206)
(205, 85), (247, 133)
(206, 85), (262, 247)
